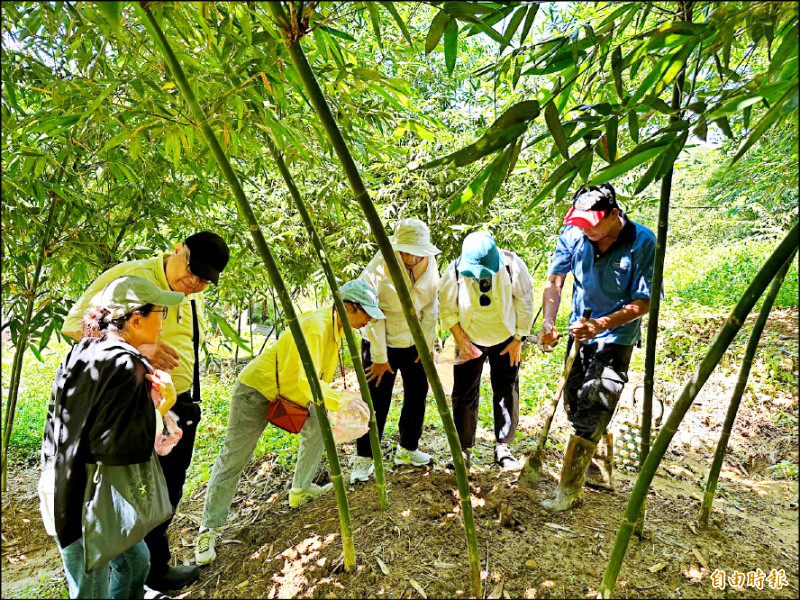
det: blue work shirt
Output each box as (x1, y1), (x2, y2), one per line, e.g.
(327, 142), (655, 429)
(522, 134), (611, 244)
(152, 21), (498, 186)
(549, 215), (656, 346)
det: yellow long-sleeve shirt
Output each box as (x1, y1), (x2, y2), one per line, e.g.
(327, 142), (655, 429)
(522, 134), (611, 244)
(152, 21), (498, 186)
(238, 306), (343, 411)
(61, 256), (204, 395)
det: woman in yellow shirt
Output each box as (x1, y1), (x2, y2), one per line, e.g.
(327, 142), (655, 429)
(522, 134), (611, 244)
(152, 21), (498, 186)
(194, 280), (384, 566)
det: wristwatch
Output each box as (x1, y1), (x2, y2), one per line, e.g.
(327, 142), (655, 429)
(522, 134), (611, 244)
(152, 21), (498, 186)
(513, 334), (527, 342)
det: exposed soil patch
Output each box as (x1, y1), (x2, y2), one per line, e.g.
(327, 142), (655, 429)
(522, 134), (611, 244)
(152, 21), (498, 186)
(2, 309), (797, 599)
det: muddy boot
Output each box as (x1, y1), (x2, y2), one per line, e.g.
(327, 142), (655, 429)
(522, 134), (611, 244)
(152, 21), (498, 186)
(585, 432), (614, 491)
(541, 435), (597, 512)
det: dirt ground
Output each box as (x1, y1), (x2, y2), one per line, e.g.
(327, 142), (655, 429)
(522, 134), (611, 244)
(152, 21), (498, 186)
(2, 310), (798, 599)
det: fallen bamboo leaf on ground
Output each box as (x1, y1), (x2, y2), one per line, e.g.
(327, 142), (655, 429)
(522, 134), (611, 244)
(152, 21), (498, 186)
(376, 556), (389, 575)
(409, 578), (427, 598)
(488, 580), (504, 599)
(692, 548), (710, 572)
(647, 562), (668, 573)
(544, 522), (572, 532)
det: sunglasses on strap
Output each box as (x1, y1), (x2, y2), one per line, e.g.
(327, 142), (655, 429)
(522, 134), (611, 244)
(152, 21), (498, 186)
(478, 278), (492, 307)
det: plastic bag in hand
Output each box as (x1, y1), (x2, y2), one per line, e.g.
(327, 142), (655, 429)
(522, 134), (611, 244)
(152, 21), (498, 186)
(328, 390), (370, 445)
(150, 380), (183, 455)
(434, 335), (482, 365)
(155, 410), (183, 456)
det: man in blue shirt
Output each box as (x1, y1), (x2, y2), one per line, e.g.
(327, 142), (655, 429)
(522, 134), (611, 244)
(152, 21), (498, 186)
(537, 183), (655, 511)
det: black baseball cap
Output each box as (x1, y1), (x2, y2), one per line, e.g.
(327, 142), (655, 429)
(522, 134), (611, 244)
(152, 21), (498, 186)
(563, 184), (619, 228)
(184, 231), (229, 285)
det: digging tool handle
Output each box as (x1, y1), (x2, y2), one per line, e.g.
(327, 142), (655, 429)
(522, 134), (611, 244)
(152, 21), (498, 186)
(535, 309), (593, 451)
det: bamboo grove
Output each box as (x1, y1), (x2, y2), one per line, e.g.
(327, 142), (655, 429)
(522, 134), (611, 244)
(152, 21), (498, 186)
(2, 1), (798, 597)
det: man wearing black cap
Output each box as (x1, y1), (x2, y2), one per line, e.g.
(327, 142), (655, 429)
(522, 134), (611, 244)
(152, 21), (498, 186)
(536, 184), (655, 512)
(62, 231), (230, 590)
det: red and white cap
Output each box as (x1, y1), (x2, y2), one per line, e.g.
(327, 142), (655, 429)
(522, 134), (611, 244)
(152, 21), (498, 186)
(563, 184), (618, 228)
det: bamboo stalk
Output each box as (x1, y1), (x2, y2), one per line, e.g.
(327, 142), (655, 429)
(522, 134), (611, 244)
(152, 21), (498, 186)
(134, 3), (356, 571)
(266, 3), (482, 594)
(637, 0), (693, 538)
(698, 249), (796, 526)
(598, 222), (798, 598)
(2, 192), (60, 490)
(264, 134), (389, 509)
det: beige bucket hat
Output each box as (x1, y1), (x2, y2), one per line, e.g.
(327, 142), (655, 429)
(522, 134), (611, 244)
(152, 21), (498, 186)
(390, 218), (440, 257)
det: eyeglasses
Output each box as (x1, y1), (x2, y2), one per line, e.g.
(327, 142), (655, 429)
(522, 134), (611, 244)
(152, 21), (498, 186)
(182, 249), (212, 285)
(478, 278), (492, 307)
(154, 306), (169, 320)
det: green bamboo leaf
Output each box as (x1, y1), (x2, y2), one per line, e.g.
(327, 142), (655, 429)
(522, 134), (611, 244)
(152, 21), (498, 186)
(2, 71), (22, 113)
(365, 2), (382, 48)
(502, 5), (527, 50)
(448, 161), (493, 212)
(742, 105), (752, 130)
(96, 1), (122, 35)
(732, 86), (798, 164)
(654, 129), (689, 180)
(555, 169), (578, 203)
(318, 25), (356, 42)
(507, 134), (524, 175)
(451, 122), (528, 167)
(606, 116), (618, 162)
(628, 110), (639, 144)
(597, 2), (638, 30)
(392, 119), (436, 142)
(649, 97), (676, 115)
(209, 308), (252, 353)
(545, 102), (569, 159)
(769, 25), (799, 73)
(426, 10), (450, 55)
(483, 143), (516, 207)
(633, 159), (659, 196)
(491, 99), (541, 131)
(693, 116), (708, 141)
(611, 45), (624, 100)
(528, 146), (592, 209)
(578, 150), (593, 183)
(459, 14), (509, 46)
(27, 343), (44, 363)
(714, 116), (734, 139)
(378, 1), (412, 44)
(444, 18), (459, 75)
(99, 129), (131, 152)
(588, 136), (674, 185)
(442, 2), (497, 17)
(77, 82), (122, 127)
(519, 3), (539, 46)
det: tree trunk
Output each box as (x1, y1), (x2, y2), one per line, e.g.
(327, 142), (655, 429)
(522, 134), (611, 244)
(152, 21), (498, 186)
(265, 135), (389, 509)
(2, 192), (60, 490)
(266, 4), (481, 594)
(598, 222), (798, 598)
(698, 249), (796, 526)
(136, 4), (357, 570)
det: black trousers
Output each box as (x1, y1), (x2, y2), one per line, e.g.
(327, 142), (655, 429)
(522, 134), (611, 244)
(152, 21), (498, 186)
(144, 393), (201, 577)
(451, 336), (519, 449)
(563, 337), (633, 443)
(356, 340), (429, 457)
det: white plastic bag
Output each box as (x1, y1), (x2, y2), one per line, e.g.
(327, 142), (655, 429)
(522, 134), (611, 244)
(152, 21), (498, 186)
(150, 377), (183, 456)
(434, 335), (482, 366)
(328, 390), (370, 445)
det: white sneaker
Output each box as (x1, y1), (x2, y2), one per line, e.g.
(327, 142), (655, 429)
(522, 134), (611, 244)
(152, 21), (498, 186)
(350, 457), (375, 484)
(289, 483), (333, 508)
(394, 446), (432, 466)
(194, 528), (217, 566)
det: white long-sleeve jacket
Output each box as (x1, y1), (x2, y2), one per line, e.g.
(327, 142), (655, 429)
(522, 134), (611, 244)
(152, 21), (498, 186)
(439, 249), (534, 346)
(359, 251), (440, 363)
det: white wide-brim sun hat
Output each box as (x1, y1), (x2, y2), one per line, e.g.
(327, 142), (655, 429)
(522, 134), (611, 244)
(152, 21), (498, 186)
(390, 218), (440, 257)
